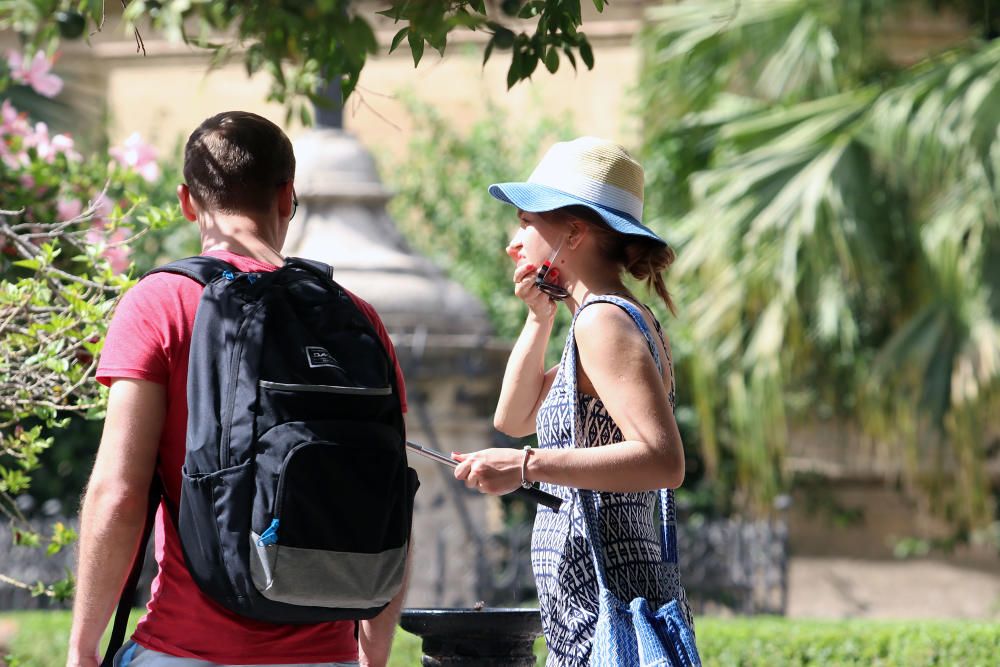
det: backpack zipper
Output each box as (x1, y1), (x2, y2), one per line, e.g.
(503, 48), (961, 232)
(272, 440), (328, 525)
(221, 294), (265, 468)
(256, 518), (280, 547)
(258, 380), (392, 396)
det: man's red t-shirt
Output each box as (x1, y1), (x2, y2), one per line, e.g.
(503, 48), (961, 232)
(96, 250), (407, 664)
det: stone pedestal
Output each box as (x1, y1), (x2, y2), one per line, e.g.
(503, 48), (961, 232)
(400, 608), (543, 667)
(285, 128), (511, 607)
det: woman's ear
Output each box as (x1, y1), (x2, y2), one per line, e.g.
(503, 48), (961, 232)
(567, 220), (587, 250)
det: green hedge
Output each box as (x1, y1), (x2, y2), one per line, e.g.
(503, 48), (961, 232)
(696, 617), (1000, 666)
(3, 612), (999, 666)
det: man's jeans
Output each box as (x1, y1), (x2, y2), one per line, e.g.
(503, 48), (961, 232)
(114, 641), (360, 667)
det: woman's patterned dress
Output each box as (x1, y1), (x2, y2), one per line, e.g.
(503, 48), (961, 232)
(530, 295), (693, 666)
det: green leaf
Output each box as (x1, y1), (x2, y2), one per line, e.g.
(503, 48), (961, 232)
(351, 16), (378, 54)
(12, 259), (40, 271)
(507, 58), (521, 89)
(519, 1), (542, 19)
(565, 0), (582, 24)
(87, 0), (103, 24)
(593, 0), (605, 11)
(390, 27), (409, 53)
(375, 6), (403, 21)
(408, 30), (425, 67)
(426, 29), (447, 57)
(341, 70), (361, 100)
(563, 46), (577, 71)
(523, 52), (538, 78)
(483, 37), (495, 66)
(501, 0), (521, 17)
(544, 46), (559, 73)
(50, 572), (76, 601)
(579, 38), (594, 69)
(12, 527), (40, 548)
(493, 26), (514, 50)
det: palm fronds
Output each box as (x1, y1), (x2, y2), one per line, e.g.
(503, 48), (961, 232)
(640, 0), (1000, 526)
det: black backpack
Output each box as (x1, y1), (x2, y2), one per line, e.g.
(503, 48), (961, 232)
(103, 256), (417, 663)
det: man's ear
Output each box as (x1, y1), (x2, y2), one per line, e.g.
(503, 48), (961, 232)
(177, 184), (198, 222)
(277, 181), (295, 219)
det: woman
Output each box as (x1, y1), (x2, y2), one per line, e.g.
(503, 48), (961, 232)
(453, 137), (695, 665)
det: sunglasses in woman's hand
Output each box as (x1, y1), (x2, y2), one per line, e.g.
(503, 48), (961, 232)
(534, 240), (569, 301)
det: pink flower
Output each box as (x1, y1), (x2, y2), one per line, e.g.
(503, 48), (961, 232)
(92, 193), (114, 222)
(1, 100), (29, 137)
(23, 122), (80, 163)
(103, 228), (132, 273)
(84, 226), (131, 274)
(82, 192), (116, 228)
(1, 149), (29, 170)
(50, 133), (78, 159)
(109, 132), (159, 183)
(57, 198), (83, 222)
(6, 50), (64, 98)
(19, 174), (35, 188)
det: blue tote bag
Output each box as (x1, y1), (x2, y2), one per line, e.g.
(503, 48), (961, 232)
(567, 296), (702, 666)
(577, 487), (702, 666)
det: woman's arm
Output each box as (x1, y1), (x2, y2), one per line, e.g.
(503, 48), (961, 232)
(457, 303), (684, 493)
(493, 313), (559, 437)
(493, 262), (560, 437)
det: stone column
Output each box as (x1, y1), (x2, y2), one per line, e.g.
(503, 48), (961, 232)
(285, 127), (511, 607)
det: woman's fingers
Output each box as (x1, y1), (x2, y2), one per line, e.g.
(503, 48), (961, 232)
(512, 264), (558, 317)
(455, 453), (486, 490)
(513, 263), (536, 283)
(454, 450), (522, 495)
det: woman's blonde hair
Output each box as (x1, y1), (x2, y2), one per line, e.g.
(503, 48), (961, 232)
(542, 205), (676, 315)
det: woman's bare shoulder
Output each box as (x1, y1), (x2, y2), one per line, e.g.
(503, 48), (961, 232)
(574, 302), (646, 353)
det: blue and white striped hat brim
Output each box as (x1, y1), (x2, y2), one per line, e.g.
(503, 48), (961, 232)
(487, 136), (666, 245)
(487, 182), (664, 244)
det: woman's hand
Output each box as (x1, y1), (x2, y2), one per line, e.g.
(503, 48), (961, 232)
(513, 262), (557, 321)
(453, 449), (525, 495)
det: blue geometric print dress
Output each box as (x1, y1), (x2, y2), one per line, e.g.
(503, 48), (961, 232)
(530, 295), (694, 666)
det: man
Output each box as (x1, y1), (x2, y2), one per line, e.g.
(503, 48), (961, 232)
(67, 111), (408, 667)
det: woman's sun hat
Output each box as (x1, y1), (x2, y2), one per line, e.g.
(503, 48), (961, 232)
(488, 136), (665, 245)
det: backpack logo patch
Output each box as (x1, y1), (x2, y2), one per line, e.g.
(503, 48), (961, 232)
(306, 346), (340, 369)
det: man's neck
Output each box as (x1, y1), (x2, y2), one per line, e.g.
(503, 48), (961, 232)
(199, 212), (286, 266)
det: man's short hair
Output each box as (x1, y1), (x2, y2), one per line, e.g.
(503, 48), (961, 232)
(183, 111), (295, 215)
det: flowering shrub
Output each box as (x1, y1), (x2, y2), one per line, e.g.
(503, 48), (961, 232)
(1, 48), (178, 601)
(5, 50), (63, 98)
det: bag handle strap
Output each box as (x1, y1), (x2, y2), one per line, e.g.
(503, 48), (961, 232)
(565, 295), (676, 593)
(143, 256), (239, 286)
(100, 476), (162, 667)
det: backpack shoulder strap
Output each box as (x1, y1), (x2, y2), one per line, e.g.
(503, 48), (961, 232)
(101, 476), (161, 667)
(143, 256), (239, 286)
(284, 256), (334, 281)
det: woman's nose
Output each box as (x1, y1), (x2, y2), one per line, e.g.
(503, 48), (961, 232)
(506, 235), (522, 260)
